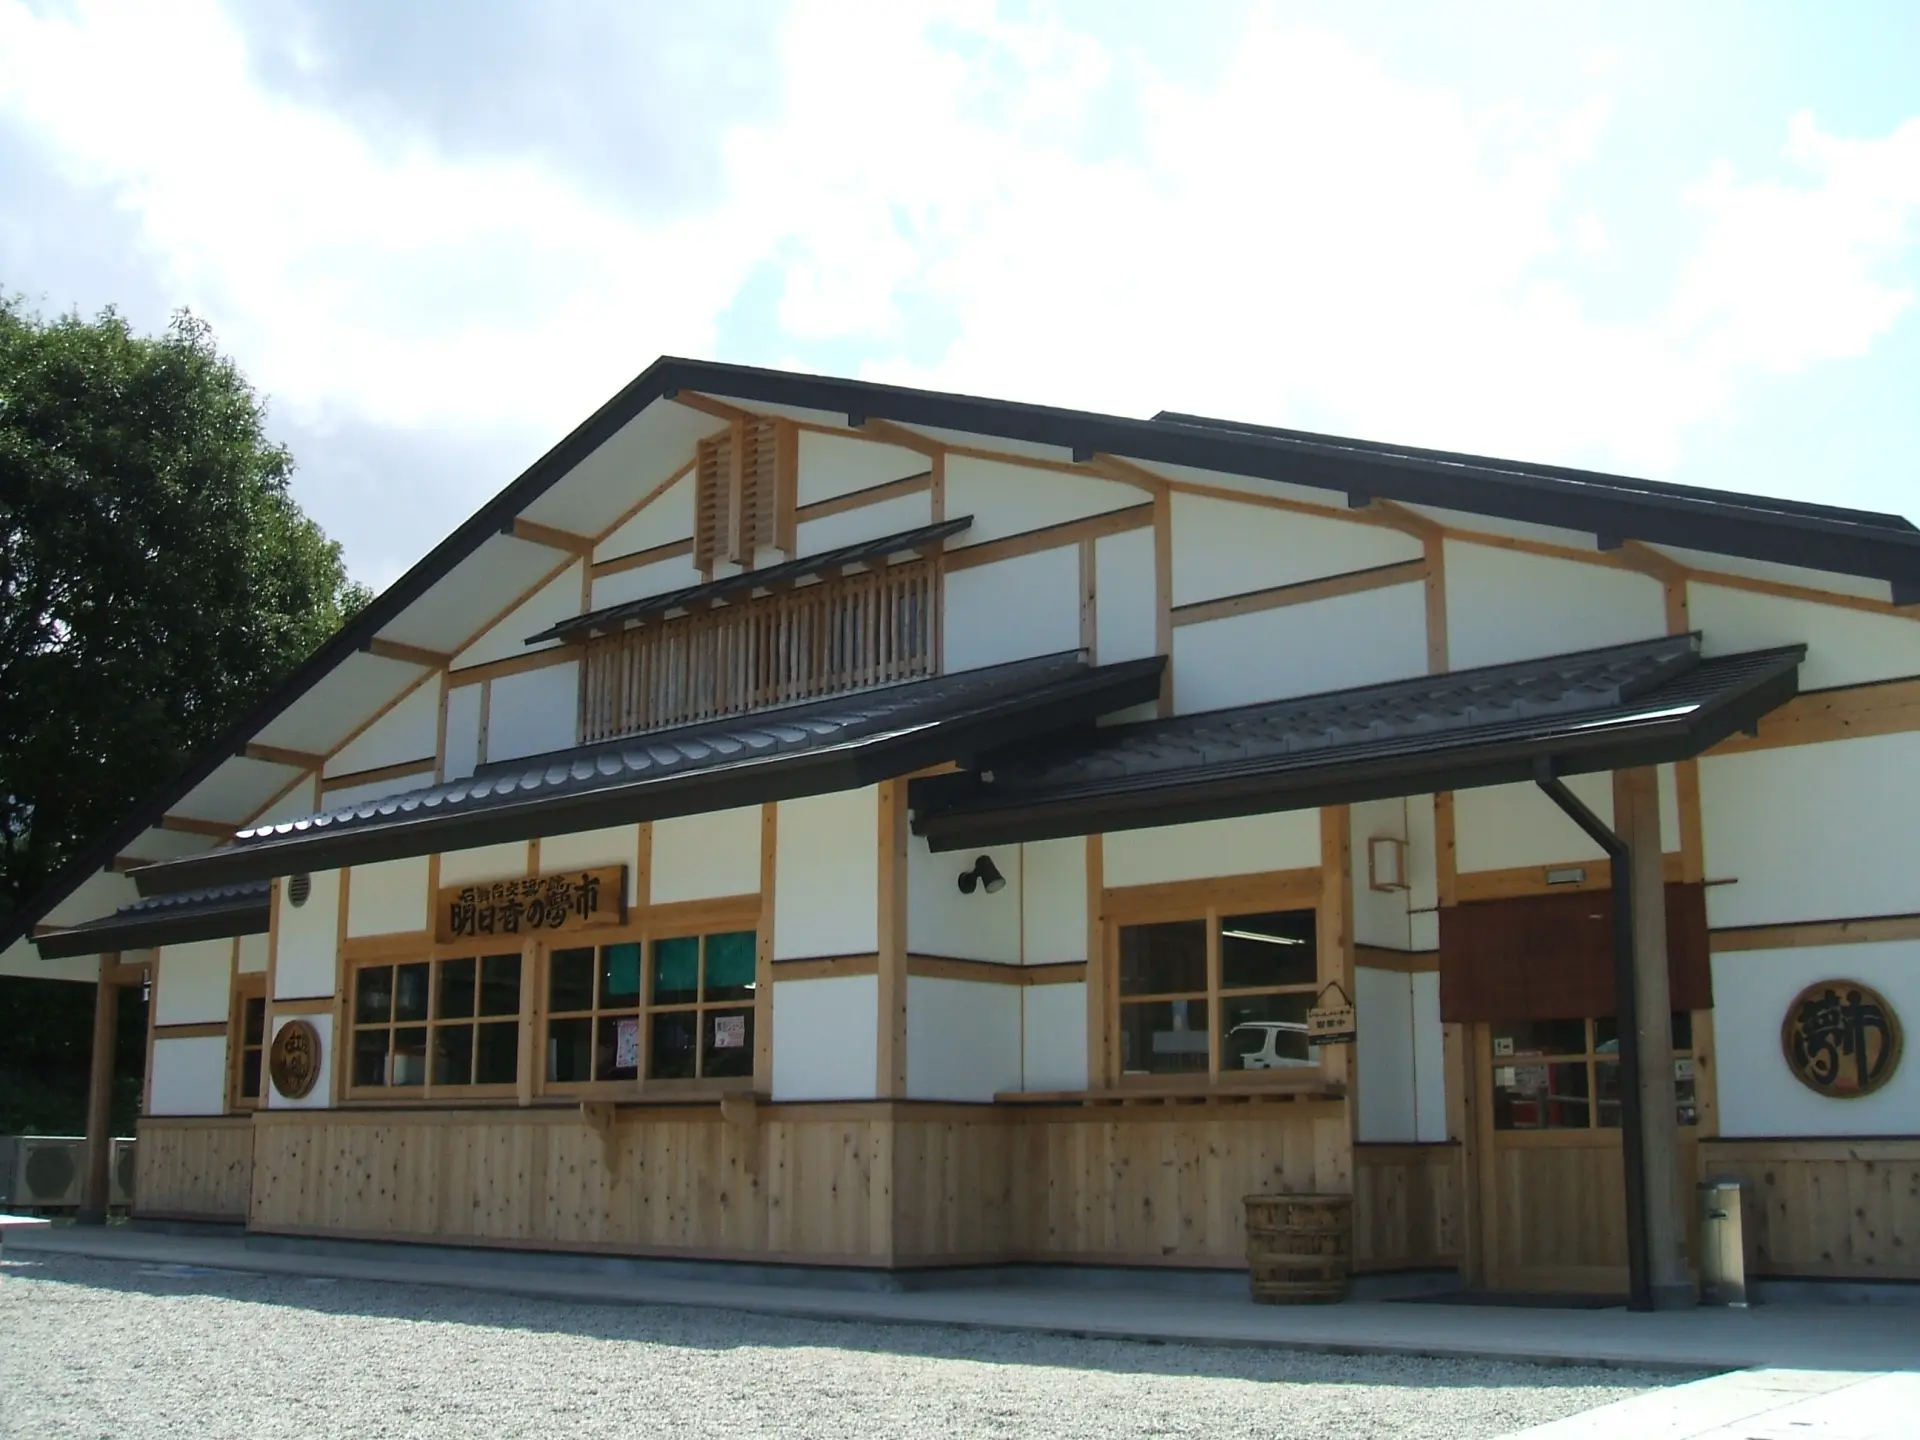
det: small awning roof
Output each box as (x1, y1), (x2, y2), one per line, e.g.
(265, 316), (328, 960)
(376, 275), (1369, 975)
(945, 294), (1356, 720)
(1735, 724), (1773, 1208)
(910, 634), (1806, 851)
(529, 515), (971, 643)
(35, 881), (271, 960)
(133, 652), (1165, 895)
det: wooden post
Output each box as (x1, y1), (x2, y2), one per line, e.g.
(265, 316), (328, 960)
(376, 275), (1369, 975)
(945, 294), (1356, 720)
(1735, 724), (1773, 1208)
(77, 955), (121, 1225)
(875, 781), (909, 1098)
(1317, 805), (1356, 1192)
(1614, 766), (1691, 1307)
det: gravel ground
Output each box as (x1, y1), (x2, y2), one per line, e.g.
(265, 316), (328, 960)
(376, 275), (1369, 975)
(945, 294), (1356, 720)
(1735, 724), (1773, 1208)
(0, 1254), (1677, 1440)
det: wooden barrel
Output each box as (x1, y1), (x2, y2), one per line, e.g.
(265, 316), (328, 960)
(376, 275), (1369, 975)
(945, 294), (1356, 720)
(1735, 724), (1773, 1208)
(1244, 1193), (1353, 1304)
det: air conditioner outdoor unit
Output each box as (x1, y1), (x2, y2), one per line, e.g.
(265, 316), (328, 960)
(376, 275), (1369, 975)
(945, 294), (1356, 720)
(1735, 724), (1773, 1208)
(0, 1136), (137, 1211)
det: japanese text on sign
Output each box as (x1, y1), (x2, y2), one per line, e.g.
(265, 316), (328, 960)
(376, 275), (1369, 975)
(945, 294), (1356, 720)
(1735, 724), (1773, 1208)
(436, 865), (627, 945)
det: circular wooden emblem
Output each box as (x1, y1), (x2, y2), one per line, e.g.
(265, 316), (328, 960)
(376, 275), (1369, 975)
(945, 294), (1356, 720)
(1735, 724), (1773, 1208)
(1781, 979), (1902, 1099)
(268, 1018), (323, 1100)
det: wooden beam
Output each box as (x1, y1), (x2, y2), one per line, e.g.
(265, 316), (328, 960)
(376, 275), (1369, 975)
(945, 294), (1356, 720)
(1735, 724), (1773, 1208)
(364, 637), (453, 669)
(510, 517), (596, 554)
(670, 390), (757, 424)
(793, 471), (932, 524)
(1153, 490), (1174, 716)
(242, 742), (325, 771)
(854, 416), (945, 456)
(943, 503), (1155, 573)
(158, 815), (236, 840)
(1170, 558), (1429, 628)
(78, 954), (120, 1224)
(1708, 676), (1920, 756)
(1617, 539), (1688, 584)
(1083, 453), (1169, 494)
(318, 755), (438, 795)
(1354, 945), (1439, 974)
(1367, 498), (1443, 540)
(876, 781), (909, 1099)
(1710, 911), (1920, 952)
(590, 537), (695, 581)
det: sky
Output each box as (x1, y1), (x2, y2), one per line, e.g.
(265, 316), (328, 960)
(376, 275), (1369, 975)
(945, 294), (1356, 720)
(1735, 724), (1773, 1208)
(2, 0), (1917, 590)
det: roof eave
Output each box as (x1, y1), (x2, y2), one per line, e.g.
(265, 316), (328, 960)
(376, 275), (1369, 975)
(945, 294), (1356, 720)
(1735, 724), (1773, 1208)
(33, 898), (271, 960)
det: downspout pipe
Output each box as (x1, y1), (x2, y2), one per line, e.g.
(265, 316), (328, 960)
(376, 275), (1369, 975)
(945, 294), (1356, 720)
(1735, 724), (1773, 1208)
(1532, 758), (1653, 1313)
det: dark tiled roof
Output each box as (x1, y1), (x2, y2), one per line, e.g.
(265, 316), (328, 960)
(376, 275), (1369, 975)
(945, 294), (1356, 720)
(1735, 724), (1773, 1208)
(36, 881), (271, 960)
(912, 635), (1806, 851)
(530, 515), (971, 643)
(133, 652), (1166, 894)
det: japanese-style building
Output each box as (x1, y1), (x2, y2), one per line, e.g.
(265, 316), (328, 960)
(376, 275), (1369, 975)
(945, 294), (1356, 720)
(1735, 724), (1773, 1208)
(10, 359), (1917, 1303)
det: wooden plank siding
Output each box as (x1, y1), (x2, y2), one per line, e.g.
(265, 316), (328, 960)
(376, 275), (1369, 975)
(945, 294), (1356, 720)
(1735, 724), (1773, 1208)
(1352, 1143), (1465, 1273)
(1698, 1139), (1920, 1281)
(579, 561), (935, 743)
(133, 1116), (254, 1222)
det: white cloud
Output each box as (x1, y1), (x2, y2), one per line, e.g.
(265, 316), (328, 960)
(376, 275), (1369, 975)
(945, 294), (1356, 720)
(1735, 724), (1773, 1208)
(1, 0), (1916, 580)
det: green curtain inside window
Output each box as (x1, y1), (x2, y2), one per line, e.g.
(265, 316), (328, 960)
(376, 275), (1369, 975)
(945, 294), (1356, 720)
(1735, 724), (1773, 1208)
(601, 943), (641, 1006)
(704, 930), (757, 990)
(652, 936), (700, 1003)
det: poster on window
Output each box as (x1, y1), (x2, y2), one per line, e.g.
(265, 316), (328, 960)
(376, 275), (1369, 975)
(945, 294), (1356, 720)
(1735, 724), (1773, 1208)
(614, 1017), (640, 1070)
(713, 1015), (746, 1050)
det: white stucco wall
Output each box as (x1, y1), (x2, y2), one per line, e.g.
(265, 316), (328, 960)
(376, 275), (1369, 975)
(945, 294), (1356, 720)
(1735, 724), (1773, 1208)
(485, 663), (579, 763)
(1357, 966), (1417, 1142)
(795, 491), (931, 554)
(770, 975), (879, 1101)
(1444, 540), (1667, 672)
(153, 938), (233, 1027)
(1693, 583), (1920, 692)
(443, 683), (482, 782)
(1169, 491), (1421, 606)
(1103, 811), (1320, 889)
(653, 806), (763, 904)
(1454, 769), (1679, 874)
(1021, 837), (1087, 965)
(1094, 526), (1157, 666)
(1021, 982), (1089, 1092)
(594, 471), (694, 562)
(1411, 972), (1446, 1142)
(943, 547), (1082, 674)
(908, 836), (1021, 961)
(275, 869), (340, 1000)
(945, 456), (1137, 548)
(346, 856), (430, 937)
(774, 790), (876, 959)
(1171, 582), (1427, 712)
(455, 562), (583, 669)
(1351, 797), (1412, 951)
(539, 824), (643, 907)
(795, 431), (926, 507)
(237, 932), (269, 975)
(147, 1035), (228, 1116)
(905, 976), (1022, 1102)
(439, 842), (528, 889)
(325, 681), (439, 778)
(1711, 942), (1920, 1137)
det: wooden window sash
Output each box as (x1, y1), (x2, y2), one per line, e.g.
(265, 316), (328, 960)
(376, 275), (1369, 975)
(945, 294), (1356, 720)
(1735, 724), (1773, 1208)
(343, 950), (526, 1100)
(228, 973), (267, 1112)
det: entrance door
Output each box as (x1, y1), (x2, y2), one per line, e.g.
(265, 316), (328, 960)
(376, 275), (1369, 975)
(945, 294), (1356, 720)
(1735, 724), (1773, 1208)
(1473, 1014), (1700, 1294)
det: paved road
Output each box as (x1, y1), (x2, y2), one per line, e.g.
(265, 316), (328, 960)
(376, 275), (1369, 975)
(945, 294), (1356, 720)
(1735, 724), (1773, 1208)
(0, 1253), (1668, 1439)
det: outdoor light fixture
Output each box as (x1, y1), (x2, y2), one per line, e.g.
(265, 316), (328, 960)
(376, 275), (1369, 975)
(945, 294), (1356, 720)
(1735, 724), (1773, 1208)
(957, 855), (1006, 896)
(1367, 836), (1409, 892)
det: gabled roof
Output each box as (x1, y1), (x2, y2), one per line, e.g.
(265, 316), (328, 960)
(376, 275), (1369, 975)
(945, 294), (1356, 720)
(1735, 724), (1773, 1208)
(910, 635), (1806, 851)
(12, 354), (1912, 958)
(130, 653), (1165, 894)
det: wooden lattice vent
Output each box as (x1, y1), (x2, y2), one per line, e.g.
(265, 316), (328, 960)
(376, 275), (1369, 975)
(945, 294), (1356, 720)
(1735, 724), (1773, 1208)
(695, 417), (797, 569)
(580, 559), (936, 743)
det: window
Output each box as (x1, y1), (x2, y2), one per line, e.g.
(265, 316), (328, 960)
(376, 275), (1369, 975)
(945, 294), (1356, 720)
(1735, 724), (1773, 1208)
(1490, 1013), (1697, 1131)
(694, 417), (793, 569)
(350, 953), (523, 1093)
(578, 562), (936, 743)
(546, 930), (757, 1087)
(230, 978), (266, 1108)
(1117, 909), (1319, 1078)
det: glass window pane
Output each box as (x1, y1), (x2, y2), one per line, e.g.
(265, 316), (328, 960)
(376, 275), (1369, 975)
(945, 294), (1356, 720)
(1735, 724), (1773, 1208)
(436, 958), (476, 1020)
(392, 1026), (428, 1086)
(599, 943), (642, 1008)
(647, 1010), (698, 1079)
(702, 1007), (753, 1078)
(1494, 1059), (1590, 1130)
(546, 1016), (592, 1084)
(395, 963), (431, 1023)
(1220, 911), (1316, 990)
(596, 1014), (641, 1082)
(1119, 999), (1210, 1075)
(476, 1021), (519, 1086)
(432, 1024), (474, 1086)
(652, 936), (700, 1006)
(703, 932), (757, 1002)
(240, 1048), (262, 1100)
(242, 996), (266, 1046)
(1220, 992), (1315, 1070)
(354, 966), (393, 1025)
(1493, 1018), (1588, 1058)
(1119, 921), (1207, 997)
(352, 1028), (390, 1088)
(549, 948), (595, 1014)
(1672, 1011), (1694, 1052)
(479, 953), (522, 1017)
(1592, 1014), (1694, 1056)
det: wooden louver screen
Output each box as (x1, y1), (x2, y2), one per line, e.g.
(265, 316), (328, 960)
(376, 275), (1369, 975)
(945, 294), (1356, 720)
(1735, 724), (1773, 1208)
(694, 418), (793, 569)
(579, 560), (936, 743)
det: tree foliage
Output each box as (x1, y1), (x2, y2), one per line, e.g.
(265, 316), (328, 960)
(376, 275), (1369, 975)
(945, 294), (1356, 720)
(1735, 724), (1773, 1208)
(0, 296), (370, 927)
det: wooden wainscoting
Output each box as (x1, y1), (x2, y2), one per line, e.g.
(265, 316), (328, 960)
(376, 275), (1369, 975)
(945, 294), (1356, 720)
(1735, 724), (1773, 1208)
(1699, 1139), (1920, 1281)
(1010, 1101), (1350, 1267)
(134, 1116), (255, 1222)
(1352, 1143), (1464, 1273)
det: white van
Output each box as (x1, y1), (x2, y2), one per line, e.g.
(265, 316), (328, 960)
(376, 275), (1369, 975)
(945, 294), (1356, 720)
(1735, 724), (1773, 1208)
(1227, 1020), (1316, 1069)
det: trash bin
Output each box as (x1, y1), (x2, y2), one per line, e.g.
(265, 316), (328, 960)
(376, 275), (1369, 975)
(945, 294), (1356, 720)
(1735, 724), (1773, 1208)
(1697, 1178), (1748, 1307)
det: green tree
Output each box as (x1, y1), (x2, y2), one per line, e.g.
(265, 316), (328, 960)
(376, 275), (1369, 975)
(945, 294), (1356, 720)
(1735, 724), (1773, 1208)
(0, 296), (369, 1132)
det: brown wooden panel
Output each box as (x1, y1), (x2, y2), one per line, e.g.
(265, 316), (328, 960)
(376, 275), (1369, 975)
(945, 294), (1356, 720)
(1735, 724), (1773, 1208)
(134, 1117), (254, 1221)
(1698, 1139), (1920, 1280)
(1352, 1143), (1464, 1272)
(1440, 884), (1711, 1022)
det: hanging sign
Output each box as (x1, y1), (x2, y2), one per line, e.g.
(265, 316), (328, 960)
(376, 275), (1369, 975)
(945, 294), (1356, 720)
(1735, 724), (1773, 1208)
(1307, 981), (1357, 1046)
(436, 865), (627, 945)
(269, 1019), (322, 1100)
(1781, 979), (1902, 1098)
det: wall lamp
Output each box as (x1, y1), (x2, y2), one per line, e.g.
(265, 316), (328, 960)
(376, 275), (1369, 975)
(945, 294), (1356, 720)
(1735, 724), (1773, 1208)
(957, 855), (1006, 896)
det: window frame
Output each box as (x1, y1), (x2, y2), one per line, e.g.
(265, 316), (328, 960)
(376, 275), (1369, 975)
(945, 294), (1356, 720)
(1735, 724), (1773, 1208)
(1487, 1014), (1699, 1133)
(342, 940), (532, 1105)
(227, 971), (268, 1112)
(1102, 870), (1326, 1090)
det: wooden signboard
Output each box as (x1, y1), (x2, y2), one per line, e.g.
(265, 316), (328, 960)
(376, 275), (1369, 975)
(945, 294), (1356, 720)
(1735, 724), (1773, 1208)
(1781, 978), (1902, 1098)
(436, 865), (627, 945)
